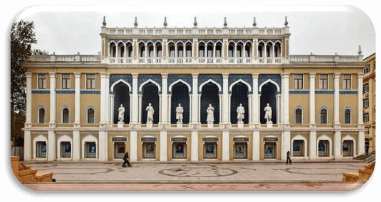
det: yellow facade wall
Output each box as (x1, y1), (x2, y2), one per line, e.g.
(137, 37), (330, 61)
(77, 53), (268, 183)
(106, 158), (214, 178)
(137, 132), (160, 161)
(108, 133), (130, 161)
(289, 94), (309, 125)
(31, 94), (50, 124)
(315, 94), (334, 124)
(80, 94), (100, 125)
(56, 94), (75, 124)
(260, 132), (282, 160)
(340, 94), (358, 125)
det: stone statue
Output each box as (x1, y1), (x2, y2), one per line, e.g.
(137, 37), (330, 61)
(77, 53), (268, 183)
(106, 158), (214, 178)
(176, 103), (184, 123)
(264, 103), (272, 123)
(207, 104), (214, 123)
(118, 104), (125, 123)
(236, 103), (245, 122)
(146, 103), (154, 123)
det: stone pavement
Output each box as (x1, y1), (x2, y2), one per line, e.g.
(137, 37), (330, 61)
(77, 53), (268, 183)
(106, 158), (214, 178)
(22, 161), (369, 183)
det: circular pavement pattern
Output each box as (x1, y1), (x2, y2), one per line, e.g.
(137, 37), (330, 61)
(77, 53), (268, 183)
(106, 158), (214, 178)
(159, 165), (238, 177)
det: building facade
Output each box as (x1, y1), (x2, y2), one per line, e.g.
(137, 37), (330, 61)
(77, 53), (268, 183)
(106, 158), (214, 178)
(363, 53), (376, 152)
(23, 17), (366, 162)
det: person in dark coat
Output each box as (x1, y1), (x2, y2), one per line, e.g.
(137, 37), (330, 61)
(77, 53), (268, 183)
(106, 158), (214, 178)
(286, 151), (292, 165)
(122, 152), (132, 167)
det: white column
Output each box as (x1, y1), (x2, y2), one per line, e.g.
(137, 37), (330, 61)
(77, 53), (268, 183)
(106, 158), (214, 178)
(24, 130), (31, 161)
(334, 131), (341, 159)
(168, 94), (172, 124)
(100, 72), (107, 127)
(276, 94), (281, 124)
(253, 131), (260, 161)
(109, 94), (114, 125)
(73, 130), (80, 161)
(252, 73), (259, 126)
(138, 94), (142, 124)
(74, 72), (81, 127)
(282, 131), (290, 161)
(222, 130), (229, 161)
(105, 74), (110, 125)
(358, 73), (364, 127)
(334, 73), (340, 127)
(309, 73), (316, 127)
(191, 73), (199, 124)
(191, 131), (198, 161)
(222, 73), (229, 125)
(219, 94), (222, 124)
(161, 73), (168, 125)
(248, 94), (252, 124)
(309, 130), (317, 160)
(48, 130), (56, 161)
(131, 73), (139, 125)
(25, 72), (32, 127)
(98, 130), (108, 161)
(130, 131), (137, 161)
(282, 73), (290, 126)
(358, 73), (365, 156)
(160, 131), (167, 161)
(49, 72), (56, 128)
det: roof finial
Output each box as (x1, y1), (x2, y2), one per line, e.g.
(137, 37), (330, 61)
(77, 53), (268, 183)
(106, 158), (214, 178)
(194, 17), (197, 27)
(224, 17), (227, 27)
(284, 16), (288, 26)
(358, 45), (362, 55)
(164, 17), (167, 27)
(253, 17), (257, 27)
(134, 17), (138, 27)
(102, 16), (106, 27)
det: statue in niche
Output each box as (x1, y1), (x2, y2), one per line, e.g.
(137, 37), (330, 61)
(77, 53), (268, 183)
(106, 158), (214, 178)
(207, 104), (214, 123)
(264, 103), (272, 123)
(146, 103), (154, 123)
(176, 103), (184, 123)
(118, 104), (125, 123)
(236, 103), (245, 122)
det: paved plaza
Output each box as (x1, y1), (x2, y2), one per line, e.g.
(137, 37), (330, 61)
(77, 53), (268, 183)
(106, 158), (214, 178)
(23, 161), (369, 183)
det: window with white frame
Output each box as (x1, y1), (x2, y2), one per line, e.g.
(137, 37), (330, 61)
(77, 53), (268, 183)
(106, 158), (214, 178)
(294, 74), (303, 89)
(86, 74), (96, 89)
(62, 74), (70, 89)
(320, 109), (328, 124)
(319, 74), (328, 89)
(343, 74), (351, 90)
(38, 74), (47, 89)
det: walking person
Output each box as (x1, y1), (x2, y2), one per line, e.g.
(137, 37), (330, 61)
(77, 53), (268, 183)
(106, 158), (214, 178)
(122, 152), (132, 167)
(286, 151), (292, 165)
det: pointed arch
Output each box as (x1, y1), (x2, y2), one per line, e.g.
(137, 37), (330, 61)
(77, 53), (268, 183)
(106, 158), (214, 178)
(199, 79), (222, 92)
(342, 134), (357, 156)
(57, 134), (73, 160)
(259, 79), (280, 93)
(110, 79), (132, 92)
(229, 79), (252, 92)
(139, 79), (161, 92)
(169, 79), (191, 92)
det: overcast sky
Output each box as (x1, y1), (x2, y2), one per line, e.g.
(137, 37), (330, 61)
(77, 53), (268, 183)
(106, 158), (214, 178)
(17, 5), (375, 57)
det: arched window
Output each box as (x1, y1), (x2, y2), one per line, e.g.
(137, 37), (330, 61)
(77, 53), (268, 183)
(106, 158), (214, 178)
(88, 108), (95, 124)
(295, 109), (302, 124)
(62, 108), (69, 123)
(320, 109), (327, 124)
(345, 109), (351, 124)
(38, 108), (45, 123)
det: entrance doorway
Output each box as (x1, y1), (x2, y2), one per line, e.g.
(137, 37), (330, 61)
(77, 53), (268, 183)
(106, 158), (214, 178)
(293, 140), (305, 157)
(60, 141), (71, 158)
(142, 142), (156, 159)
(343, 140), (354, 157)
(84, 142), (96, 158)
(172, 142), (186, 159)
(318, 140), (330, 157)
(264, 142), (277, 159)
(234, 142), (247, 159)
(114, 142), (125, 159)
(36, 141), (46, 158)
(203, 142), (217, 159)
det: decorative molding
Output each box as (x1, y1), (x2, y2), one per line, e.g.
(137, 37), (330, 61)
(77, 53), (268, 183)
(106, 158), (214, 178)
(339, 90), (358, 94)
(80, 90), (101, 94)
(294, 105), (304, 124)
(198, 39), (223, 44)
(319, 105), (329, 124)
(137, 39), (163, 44)
(108, 39), (133, 44)
(138, 74), (162, 93)
(258, 74), (281, 92)
(343, 106), (353, 125)
(168, 74), (192, 93)
(227, 39), (253, 44)
(31, 89), (50, 94)
(167, 39), (193, 44)
(258, 39), (282, 44)
(228, 74), (252, 93)
(198, 74), (223, 93)
(315, 90), (334, 94)
(56, 90), (75, 94)
(289, 90), (310, 94)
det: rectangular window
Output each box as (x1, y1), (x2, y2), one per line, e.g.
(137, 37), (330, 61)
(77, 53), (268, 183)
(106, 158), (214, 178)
(294, 74), (303, 89)
(62, 74), (70, 89)
(363, 84), (369, 93)
(319, 74), (328, 89)
(343, 74), (351, 89)
(38, 74), (47, 89)
(364, 99), (369, 108)
(86, 74), (95, 89)
(364, 65), (370, 74)
(364, 113), (369, 123)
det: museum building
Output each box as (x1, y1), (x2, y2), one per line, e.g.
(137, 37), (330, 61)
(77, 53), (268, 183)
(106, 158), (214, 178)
(23, 17), (366, 162)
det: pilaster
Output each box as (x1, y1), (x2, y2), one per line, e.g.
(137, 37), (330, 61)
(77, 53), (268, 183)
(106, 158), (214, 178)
(131, 73), (139, 125)
(98, 130), (108, 161)
(48, 130), (56, 161)
(24, 130), (31, 161)
(222, 130), (229, 161)
(160, 131), (167, 161)
(222, 73), (229, 125)
(281, 73), (290, 127)
(25, 72), (32, 128)
(130, 130), (138, 161)
(191, 130), (198, 161)
(100, 72), (107, 127)
(73, 130), (80, 161)
(252, 131), (260, 161)
(334, 131), (341, 159)
(334, 73), (340, 128)
(252, 73), (259, 126)
(358, 73), (364, 128)
(191, 73), (199, 125)
(74, 72), (81, 128)
(49, 72), (56, 128)
(309, 73), (316, 127)
(309, 130), (317, 160)
(160, 73), (169, 125)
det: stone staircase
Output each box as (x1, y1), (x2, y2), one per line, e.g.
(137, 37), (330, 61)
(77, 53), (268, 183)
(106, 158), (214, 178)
(11, 156), (53, 183)
(342, 162), (375, 182)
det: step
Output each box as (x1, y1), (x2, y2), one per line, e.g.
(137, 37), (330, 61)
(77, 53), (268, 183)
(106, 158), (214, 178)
(36, 172), (53, 182)
(342, 172), (360, 182)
